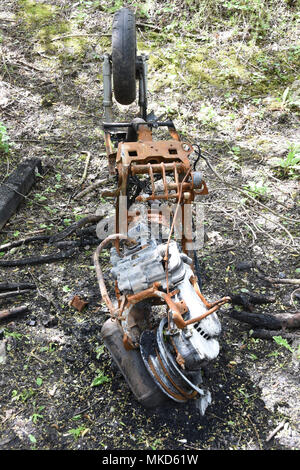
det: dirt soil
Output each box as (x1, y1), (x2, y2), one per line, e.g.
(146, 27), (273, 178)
(0, 0), (299, 451)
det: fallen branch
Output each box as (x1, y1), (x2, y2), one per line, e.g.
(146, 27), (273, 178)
(0, 248), (76, 267)
(0, 305), (29, 321)
(49, 33), (110, 42)
(136, 22), (208, 41)
(54, 236), (99, 249)
(230, 292), (276, 311)
(0, 158), (42, 230)
(73, 179), (106, 200)
(0, 289), (34, 299)
(48, 214), (103, 244)
(16, 59), (45, 73)
(275, 312), (300, 328)
(255, 272), (300, 286)
(0, 235), (50, 252)
(0, 282), (36, 292)
(236, 261), (300, 285)
(228, 309), (283, 329)
(200, 150), (300, 225)
(136, 22), (162, 31)
(251, 329), (300, 340)
(235, 261), (257, 271)
(79, 151), (91, 185)
(266, 421), (286, 443)
(228, 308), (300, 329)
(0, 226), (99, 252)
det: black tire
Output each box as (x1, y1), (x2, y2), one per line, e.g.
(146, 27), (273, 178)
(112, 8), (136, 105)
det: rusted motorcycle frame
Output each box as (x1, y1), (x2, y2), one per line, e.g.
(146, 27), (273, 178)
(99, 118), (228, 341)
(94, 8), (230, 411)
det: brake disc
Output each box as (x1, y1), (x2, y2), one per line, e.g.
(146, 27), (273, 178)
(140, 317), (206, 404)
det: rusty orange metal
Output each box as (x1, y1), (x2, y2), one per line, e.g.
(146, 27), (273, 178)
(96, 119), (231, 349)
(69, 295), (88, 312)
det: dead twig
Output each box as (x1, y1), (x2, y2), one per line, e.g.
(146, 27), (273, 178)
(251, 329), (300, 340)
(230, 292), (276, 311)
(0, 282), (36, 291)
(228, 308), (300, 329)
(200, 150), (300, 225)
(136, 22), (162, 31)
(16, 59), (45, 73)
(0, 289), (34, 299)
(28, 351), (48, 365)
(0, 248), (76, 267)
(28, 270), (59, 311)
(0, 305), (29, 321)
(72, 397), (104, 418)
(291, 288), (300, 307)
(79, 151), (91, 185)
(73, 179), (106, 200)
(48, 214), (103, 244)
(236, 261), (300, 285)
(255, 272), (300, 286)
(49, 33), (110, 42)
(0, 235), (50, 252)
(266, 420), (286, 443)
(247, 414), (263, 450)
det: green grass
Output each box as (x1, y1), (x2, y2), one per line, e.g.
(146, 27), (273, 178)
(0, 121), (11, 154)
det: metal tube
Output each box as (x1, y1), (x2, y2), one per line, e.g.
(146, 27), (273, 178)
(102, 54), (113, 122)
(93, 233), (130, 314)
(102, 120), (175, 129)
(131, 162), (186, 175)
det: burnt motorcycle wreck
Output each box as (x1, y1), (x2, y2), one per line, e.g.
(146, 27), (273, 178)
(94, 8), (230, 414)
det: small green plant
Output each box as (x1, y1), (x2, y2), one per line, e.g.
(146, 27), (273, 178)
(34, 193), (48, 202)
(72, 414), (82, 421)
(273, 335), (294, 353)
(237, 386), (251, 404)
(11, 388), (35, 402)
(29, 434), (37, 445)
(91, 370), (110, 387)
(31, 402), (45, 424)
(271, 336), (300, 361)
(36, 377), (43, 386)
(39, 342), (57, 354)
(95, 344), (105, 359)
(62, 285), (71, 293)
(150, 438), (163, 450)
(4, 329), (23, 340)
(68, 425), (89, 440)
(243, 180), (269, 200)
(272, 144), (300, 179)
(249, 353), (258, 360)
(0, 121), (11, 154)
